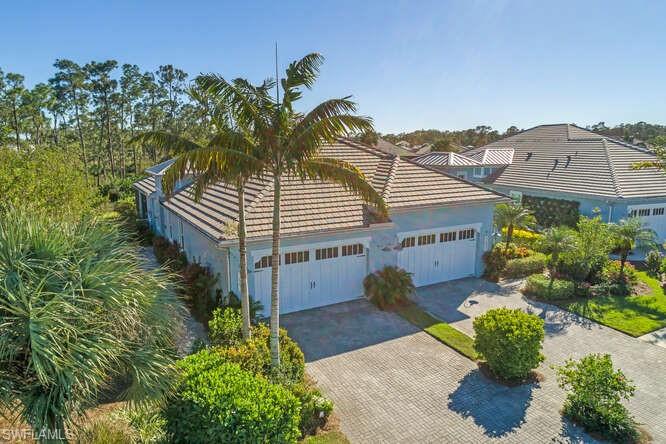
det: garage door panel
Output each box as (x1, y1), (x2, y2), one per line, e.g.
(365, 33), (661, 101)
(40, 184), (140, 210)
(629, 204), (666, 241)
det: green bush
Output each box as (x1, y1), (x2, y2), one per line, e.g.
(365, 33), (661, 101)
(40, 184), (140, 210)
(482, 247), (508, 282)
(503, 253), (547, 279)
(289, 378), (334, 436)
(363, 266), (414, 309)
(209, 308), (243, 347)
(523, 273), (575, 300)
(601, 261), (638, 296)
(645, 250), (662, 278)
(473, 308), (545, 380)
(225, 291), (264, 323)
(152, 236), (187, 269)
(214, 323), (305, 385)
(166, 351), (301, 444)
(556, 354), (640, 443)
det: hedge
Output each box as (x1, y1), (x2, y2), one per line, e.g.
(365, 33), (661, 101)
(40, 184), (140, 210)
(523, 273), (575, 300)
(522, 195), (580, 228)
(166, 351), (301, 444)
(503, 253), (547, 279)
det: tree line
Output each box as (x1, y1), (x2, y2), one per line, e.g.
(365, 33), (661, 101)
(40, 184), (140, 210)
(0, 60), (212, 185)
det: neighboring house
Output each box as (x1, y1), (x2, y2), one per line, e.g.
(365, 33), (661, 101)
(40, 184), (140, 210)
(373, 138), (417, 157)
(134, 139), (508, 315)
(415, 124), (666, 240)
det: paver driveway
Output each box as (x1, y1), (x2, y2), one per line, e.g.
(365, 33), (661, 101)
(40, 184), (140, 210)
(283, 296), (594, 443)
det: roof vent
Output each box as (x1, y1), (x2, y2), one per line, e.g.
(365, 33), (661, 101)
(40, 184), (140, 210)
(552, 159), (559, 171)
(565, 155), (572, 167)
(526, 152), (533, 160)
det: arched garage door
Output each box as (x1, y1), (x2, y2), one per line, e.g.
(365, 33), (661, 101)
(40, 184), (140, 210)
(251, 238), (369, 315)
(397, 225), (479, 287)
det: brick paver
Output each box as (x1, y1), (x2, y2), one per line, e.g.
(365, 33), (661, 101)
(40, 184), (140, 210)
(283, 295), (594, 443)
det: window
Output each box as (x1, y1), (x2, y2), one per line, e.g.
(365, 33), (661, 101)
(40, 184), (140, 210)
(401, 237), (415, 248)
(316, 246), (339, 260)
(254, 255), (273, 269)
(473, 167), (484, 178)
(459, 228), (475, 240)
(342, 243), (364, 256)
(440, 231), (457, 242)
(417, 234), (436, 246)
(653, 208), (665, 216)
(285, 250), (309, 265)
(631, 208), (651, 217)
(473, 167), (493, 178)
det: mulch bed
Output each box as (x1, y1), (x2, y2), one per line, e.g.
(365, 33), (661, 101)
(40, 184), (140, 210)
(477, 362), (545, 387)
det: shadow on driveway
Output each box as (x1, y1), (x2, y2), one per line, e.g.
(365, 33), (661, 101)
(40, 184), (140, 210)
(281, 298), (419, 362)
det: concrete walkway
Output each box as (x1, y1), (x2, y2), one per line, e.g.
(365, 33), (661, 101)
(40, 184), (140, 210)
(639, 326), (666, 348)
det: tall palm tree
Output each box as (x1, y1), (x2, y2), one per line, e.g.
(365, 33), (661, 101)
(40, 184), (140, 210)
(131, 83), (267, 340)
(494, 203), (536, 252)
(198, 53), (388, 369)
(540, 226), (577, 291)
(611, 217), (656, 276)
(0, 207), (179, 442)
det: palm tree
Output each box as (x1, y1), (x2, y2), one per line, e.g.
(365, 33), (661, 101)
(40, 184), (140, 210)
(611, 217), (656, 277)
(198, 53), (388, 369)
(494, 203), (536, 252)
(540, 226), (577, 291)
(131, 83), (267, 340)
(0, 207), (179, 442)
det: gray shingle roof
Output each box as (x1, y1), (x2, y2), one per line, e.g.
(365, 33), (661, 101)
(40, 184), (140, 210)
(134, 139), (507, 241)
(472, 124), (666, 199)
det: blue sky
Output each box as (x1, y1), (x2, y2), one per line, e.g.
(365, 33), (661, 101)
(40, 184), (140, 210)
(2, 0), (665, 133)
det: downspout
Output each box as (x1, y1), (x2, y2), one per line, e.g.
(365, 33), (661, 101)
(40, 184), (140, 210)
(226, 248), (232, 295)
(608, 203), (613, 223)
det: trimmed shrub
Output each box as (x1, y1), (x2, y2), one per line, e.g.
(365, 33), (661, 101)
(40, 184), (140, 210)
(473, 308), (545, 380)
(645, 250), (662, 278)
(166, 351), (301, 444)
(209, 308), (243, 347)
(523, 273), (575, 300)
(501, 227), (543, 249)
(215, 323), (305, 385)
(522, 194), (580, 228)
(363, 266), (414, 309)
(556, 354), (640, 443)
(503, 253), (547, 279)
(289, 377), (334, 436)
(482, 247), (508, 282)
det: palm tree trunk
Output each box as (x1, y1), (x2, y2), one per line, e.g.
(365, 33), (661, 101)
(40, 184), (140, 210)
(237, 182), (251, 340)
(270, 173), (281, 369)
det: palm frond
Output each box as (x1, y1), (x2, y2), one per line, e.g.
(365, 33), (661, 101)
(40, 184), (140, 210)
(129, 131), (203, 154)
(298, 157), (388, 216)
(282, 53), (324, 91)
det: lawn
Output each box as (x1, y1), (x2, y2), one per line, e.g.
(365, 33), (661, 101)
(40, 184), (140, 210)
(395, 303), (478, 360)
(564, 271), (666, 337)
(300, 431), (350, 444)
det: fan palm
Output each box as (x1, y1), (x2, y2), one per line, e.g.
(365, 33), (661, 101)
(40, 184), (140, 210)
(494, 203), (536, 252)
(197, 53), (388, 368)
(131, 83), (268, 340)
(540, 226), (577, 291)
(0, 207), (180, 442)
(610, 217), (656, 276)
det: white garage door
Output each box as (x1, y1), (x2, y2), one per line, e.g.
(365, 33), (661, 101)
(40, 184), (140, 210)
(252, 238), (368, 315)
(397, 225), (479, 287)
(629, 204), (666, 241)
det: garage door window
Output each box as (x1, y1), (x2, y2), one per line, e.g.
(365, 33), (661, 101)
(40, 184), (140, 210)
(630, 208), (651, 217)
(315, 247), (339, 260)
(459, 228), (475, 240)
(654, 208), (665, 216)
(342, 243), (364, 256)
(255, 255), (274, 269)
(401, 237), (416, 248)
(285, 250), (309, 265)
(417, 234), (436, 246)
(440, 231), (457, 242)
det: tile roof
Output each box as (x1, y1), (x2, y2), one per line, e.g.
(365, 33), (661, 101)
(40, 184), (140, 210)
(469, 124), (666, 199)
(134, 176), (156, 195)
(413, 151), (481, 167)
(134, 139), (507, 242)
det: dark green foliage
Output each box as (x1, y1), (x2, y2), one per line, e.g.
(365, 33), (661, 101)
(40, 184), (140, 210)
(482, 247), (508, 282)
(289, 378), (335, 436)
(522, 195), (580, 228)
(556, 354), (640, 443)
(600, 261), (638, 296)
(152, 235), (187, 268)
(503, 253), (547, 279)
(166, 352), (301, 444)
(523, 274), (575, 300)
(557, 216), (612, 284)
(225, 291), (264, 323)
(473, 308), (545, 380)
(645, 250), (662, 278)
(99, 174), (146, 202)
(363, 266), (415, 309)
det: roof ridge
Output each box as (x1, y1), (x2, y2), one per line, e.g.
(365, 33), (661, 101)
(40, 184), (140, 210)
(338, 137), (390, 159)
(602, 139), (623, 198)
(380, 156), (400, 201)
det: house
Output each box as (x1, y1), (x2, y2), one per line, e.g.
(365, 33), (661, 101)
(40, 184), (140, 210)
(414, 124), (666, 240)
(133, 139), (508, 315)
(373, 138), (418, 157)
